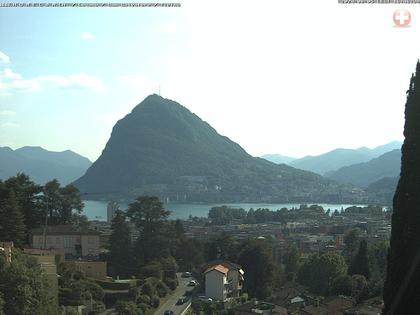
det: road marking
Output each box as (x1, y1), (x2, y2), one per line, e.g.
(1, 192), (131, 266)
(180, 302), (192, 315)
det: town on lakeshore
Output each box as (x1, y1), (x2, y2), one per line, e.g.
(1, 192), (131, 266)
(3, 2), (420, 314)
(0, 183), (390, 315)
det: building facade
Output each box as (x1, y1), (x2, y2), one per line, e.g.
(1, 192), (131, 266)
(204, 261), (244, 301)
(31, 225), (101, 259)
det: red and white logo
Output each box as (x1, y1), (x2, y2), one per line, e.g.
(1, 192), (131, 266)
(393, 9), (411, 27)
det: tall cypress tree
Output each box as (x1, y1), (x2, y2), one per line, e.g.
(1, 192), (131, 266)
(109, 210), (132, 278)
(384, 61), (420, 314)
(348, 240), (370, 280)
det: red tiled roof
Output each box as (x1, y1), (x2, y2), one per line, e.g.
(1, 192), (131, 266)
(201, 260), (242, 273)
(205, 264), (229, 275)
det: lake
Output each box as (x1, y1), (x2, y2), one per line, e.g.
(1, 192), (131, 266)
(82, 200), (367, 221)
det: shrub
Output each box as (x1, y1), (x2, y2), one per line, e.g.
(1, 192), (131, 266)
(156, 281), (169, 297)
(141, 282), (155, 297)
(240, 293), (249, 304)
(286, 272), (296, 282)
(205, 303), (217, 314)
(60, 306), (79, 315)
(129, 286), (140, 300)
(164, 278), (178, 290)
(137, 302), (149, 313)
(151, 295), (160, 308)
(145, 277), (160, 286)
(115, 301), (141, 315)
(140, 263), (163, 280)
(137, 294), (151, 305)
(332, 275), (353, 296)
(192, 301), (205, 314)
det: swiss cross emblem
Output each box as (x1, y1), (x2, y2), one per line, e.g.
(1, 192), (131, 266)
(393, 9), (411, 27)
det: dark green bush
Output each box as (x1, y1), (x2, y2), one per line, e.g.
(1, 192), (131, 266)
(137, 294), (150, 305)
(151, 295), (160, 308)
(156, 281), (169, 297)
(141, 282), (155, 297)
(164, 278), (178, 290)
(137, 302), (149, 313)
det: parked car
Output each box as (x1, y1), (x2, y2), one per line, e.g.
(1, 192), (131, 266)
(188, 280), (198, 286)
(182, 271), (192, 278)
(164, 311), (174, 315)
(176, 296), (188, 305)
(198, 295), (213, 303)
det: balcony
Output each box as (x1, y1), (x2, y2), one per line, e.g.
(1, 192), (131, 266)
(224, 283), (233, 293)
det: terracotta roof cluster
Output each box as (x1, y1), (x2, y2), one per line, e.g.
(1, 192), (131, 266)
(31, 225), (101, 236)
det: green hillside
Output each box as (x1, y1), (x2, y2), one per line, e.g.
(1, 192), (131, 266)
(74, 95), (366, 203)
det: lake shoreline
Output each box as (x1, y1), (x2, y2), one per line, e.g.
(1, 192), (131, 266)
(82, 200), (371, 222)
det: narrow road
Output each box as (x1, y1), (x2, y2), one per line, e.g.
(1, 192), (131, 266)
(154, 273), (195, 315)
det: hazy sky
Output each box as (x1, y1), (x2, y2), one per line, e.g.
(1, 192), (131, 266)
(1, 0), (419, 161)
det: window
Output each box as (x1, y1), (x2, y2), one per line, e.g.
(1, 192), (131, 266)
(64, 237), (71, 248)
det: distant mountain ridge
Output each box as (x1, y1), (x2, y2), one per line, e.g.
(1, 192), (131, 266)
(0, 146), (92, 185)
(260, 154), (296, 165)
(288, 141), (402, 175)
(366, 176), (399, 205)
(325, 149), (401, 188)
(74, 94), (367, 203)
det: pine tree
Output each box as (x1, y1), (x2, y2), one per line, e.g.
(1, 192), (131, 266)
(0, 188), (26, 247)
(3, 174), (43, 239)
(384, 61), (420, 314)
(348, 240), (370, 280)
(109, 210), (132, 278)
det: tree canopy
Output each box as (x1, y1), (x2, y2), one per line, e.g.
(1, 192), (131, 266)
(0, 249), (58, 315)
(0, 174), (85, 247)
(298, 252), (347, 295)
(42, 179), (84, 225)
(238, 239), (275, 299)
(349, 240), (370, 280)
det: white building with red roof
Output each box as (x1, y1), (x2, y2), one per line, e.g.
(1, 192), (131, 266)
(204, 261), (244, 301)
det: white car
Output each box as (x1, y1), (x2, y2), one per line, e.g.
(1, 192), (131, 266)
(188, 280), (198, 286)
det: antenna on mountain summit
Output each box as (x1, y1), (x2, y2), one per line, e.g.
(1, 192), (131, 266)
(158, 85), (161, 96)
